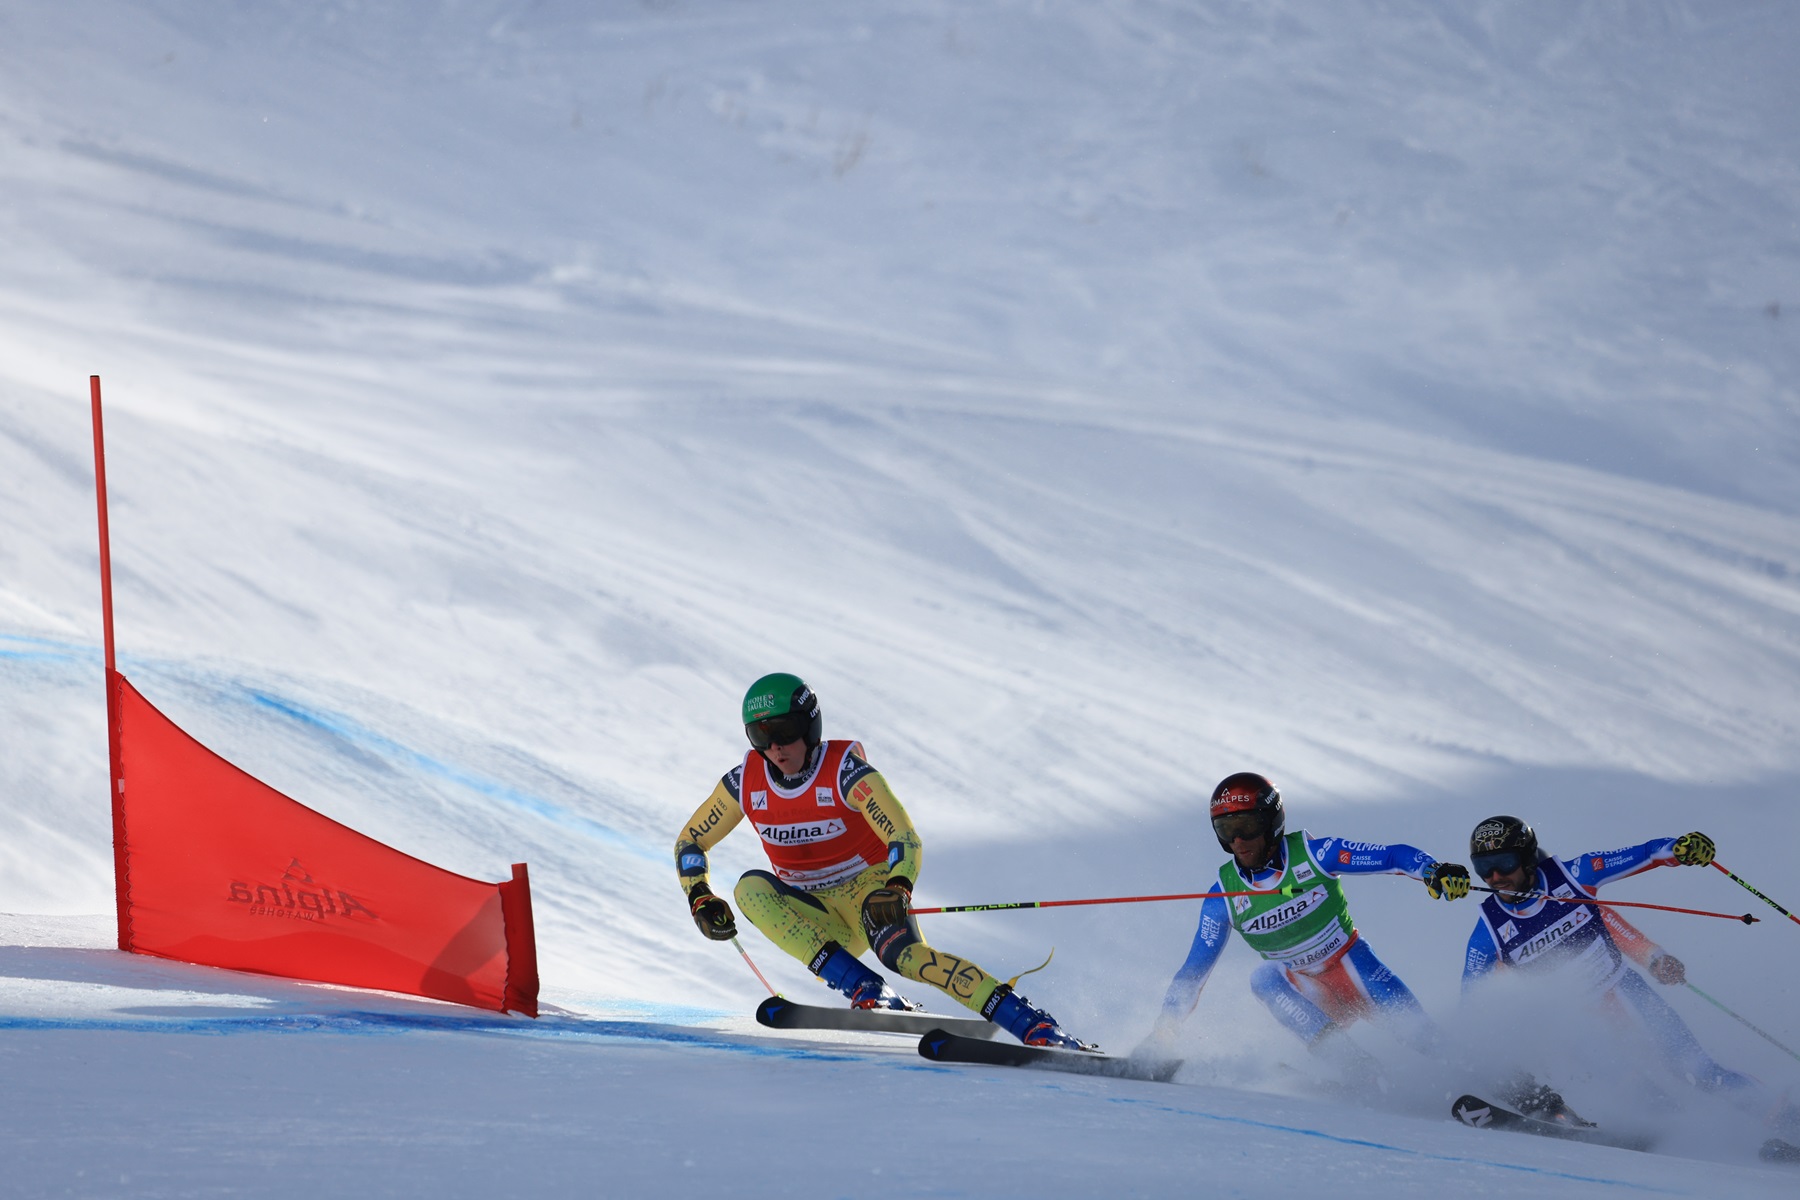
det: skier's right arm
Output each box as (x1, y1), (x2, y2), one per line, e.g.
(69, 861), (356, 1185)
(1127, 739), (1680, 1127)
(1460, 921), (1501, 995)
(1145, 887), (1232, 1046)
(675, 777), (746, 941)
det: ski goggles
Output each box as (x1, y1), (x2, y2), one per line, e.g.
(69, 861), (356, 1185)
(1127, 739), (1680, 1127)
(1211, 812), (1269, 843)
(1470, 850), (1531, 879)
(746, 711), (810, 750)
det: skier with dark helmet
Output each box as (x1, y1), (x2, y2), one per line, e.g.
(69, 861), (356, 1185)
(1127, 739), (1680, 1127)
(674, 673), (1092, 1049)
(1140, 772), (1472, 1084)
(1462, 816), (1761, 1097)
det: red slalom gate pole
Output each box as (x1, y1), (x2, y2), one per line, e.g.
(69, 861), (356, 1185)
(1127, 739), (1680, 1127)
(90, 375), (133, 952)
(91, 378), (117, 679)
(1712, 861), (1800, 930)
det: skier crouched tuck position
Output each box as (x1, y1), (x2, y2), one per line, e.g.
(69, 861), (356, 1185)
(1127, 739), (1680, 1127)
(1141, 772), (1473, 1088)
(1462, 816), (1765, 1101)
(674, 673), (1092, 1050)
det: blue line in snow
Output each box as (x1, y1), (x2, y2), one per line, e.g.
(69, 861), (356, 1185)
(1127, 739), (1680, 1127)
(243, 688), (657, 861)
(0, 1000), (1686, 1185)
(0, 1010), (859, 1062)
(0, 633), (655, 859)
(0, 634), (97, 664)
(1094, 1095), (1678, 1193)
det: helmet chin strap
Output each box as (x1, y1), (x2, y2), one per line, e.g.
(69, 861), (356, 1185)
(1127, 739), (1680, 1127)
(1244, 837), (1284, 877)
(763, 742), (822, 787)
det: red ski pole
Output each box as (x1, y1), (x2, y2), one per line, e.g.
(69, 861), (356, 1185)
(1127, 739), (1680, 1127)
(911, 887), (1301, 916)
(1468, 883), (1757, 924)
(915, 885), (1758, 923)
(731, 936), (780, 996)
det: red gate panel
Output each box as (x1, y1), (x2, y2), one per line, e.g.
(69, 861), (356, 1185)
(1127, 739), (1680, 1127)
(111, 671), (538, 1016)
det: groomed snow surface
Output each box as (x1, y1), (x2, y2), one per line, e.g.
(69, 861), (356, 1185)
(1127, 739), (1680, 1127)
(3, 3), (1798, 1196)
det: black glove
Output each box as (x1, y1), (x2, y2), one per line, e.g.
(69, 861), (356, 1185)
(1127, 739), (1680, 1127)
(689, 886), (737, 941)
(1425, 862), (1471, 901)
(862, 877), (913, 930)
(1648, 953), (1687, 986)
(1672, 832), (1715, 867)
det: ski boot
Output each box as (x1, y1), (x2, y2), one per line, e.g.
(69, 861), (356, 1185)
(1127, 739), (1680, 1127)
(847, 977), (920, 1011)
(810, 942), (919, 1011)
(981, 983), (1095, 1051)
(1307, 1024), (1391, 1095)
(1768, 1086), (1800, 1139)
(1502, 1072), (1591, 1128)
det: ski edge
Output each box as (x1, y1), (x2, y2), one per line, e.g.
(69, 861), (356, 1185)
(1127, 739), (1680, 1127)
(1450, 1094), (1655, 1154)
(917, 1027), (1181, 1084)
(755, 996), (999, 1039)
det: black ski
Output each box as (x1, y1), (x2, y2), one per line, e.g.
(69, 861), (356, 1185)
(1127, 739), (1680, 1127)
(755, 995), (999, 1039)
(1451, 1094), (1655, 1153)
(917, 1027), (1182, 1083)
(1762, 1138), (1800, 1165)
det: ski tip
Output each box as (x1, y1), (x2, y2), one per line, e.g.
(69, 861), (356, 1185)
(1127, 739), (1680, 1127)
(1451, 1095), (1497, 1127)
(918, 1029), (954, 1060)
(754, 995), (790, 1026)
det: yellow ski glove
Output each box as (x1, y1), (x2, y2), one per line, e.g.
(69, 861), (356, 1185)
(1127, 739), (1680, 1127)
(1672, 832), (1715, 867)
(1426, 862), (1471, 901)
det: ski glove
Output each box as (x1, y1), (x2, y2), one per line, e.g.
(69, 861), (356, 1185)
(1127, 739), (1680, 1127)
(689, 886), (738, 941)
(1672, 831), (1715, 867)
(1425, 861), (1471, 901)
(1648, 953), (1687, 986)
(862, 878), (913, 930)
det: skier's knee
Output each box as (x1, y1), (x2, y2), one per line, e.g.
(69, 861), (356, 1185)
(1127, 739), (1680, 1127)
(865, 914), (922, 971)
(734, 870), (776, 907)
(1248, 962), (1289, 1002)
(736, 869), (825, 912)
(1249, 963), (1332, 1042)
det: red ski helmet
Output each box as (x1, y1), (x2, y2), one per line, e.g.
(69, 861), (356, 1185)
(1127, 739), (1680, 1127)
(1209, 771), (1284, 853)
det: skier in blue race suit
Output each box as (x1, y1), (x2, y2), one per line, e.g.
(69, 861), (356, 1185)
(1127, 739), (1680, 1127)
(1140, 773), (1473, 1089)
(1462, 815), (1763, 1100)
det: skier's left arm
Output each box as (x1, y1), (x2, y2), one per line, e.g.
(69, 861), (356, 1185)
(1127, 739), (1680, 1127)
(1308, 835), (1470, 900)
(1600, 908), (1687, 985)
(1566, 832), (1715, 891)
(840, 762), (922, 890)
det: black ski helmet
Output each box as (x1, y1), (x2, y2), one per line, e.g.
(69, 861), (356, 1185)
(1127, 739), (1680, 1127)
(1209, 771), (1284, 852)
(1469, 815), (1538, 869)
(741, 672), (822, 752)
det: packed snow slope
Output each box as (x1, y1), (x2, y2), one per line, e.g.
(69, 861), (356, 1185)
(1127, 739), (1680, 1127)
(2, 2), (1798, 1194)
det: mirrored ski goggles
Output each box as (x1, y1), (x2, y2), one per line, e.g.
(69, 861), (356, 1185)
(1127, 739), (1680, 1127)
(1211, 812), (1268, 843)
(1471, 850), (1531, 879)
(746, 712), (810, 750)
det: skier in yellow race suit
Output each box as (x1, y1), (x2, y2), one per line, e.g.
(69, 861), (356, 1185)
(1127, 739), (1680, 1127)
(675, 672), (1090, 1049)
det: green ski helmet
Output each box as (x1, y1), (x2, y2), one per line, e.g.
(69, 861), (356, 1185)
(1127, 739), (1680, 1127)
(741, 672), (822, 751)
